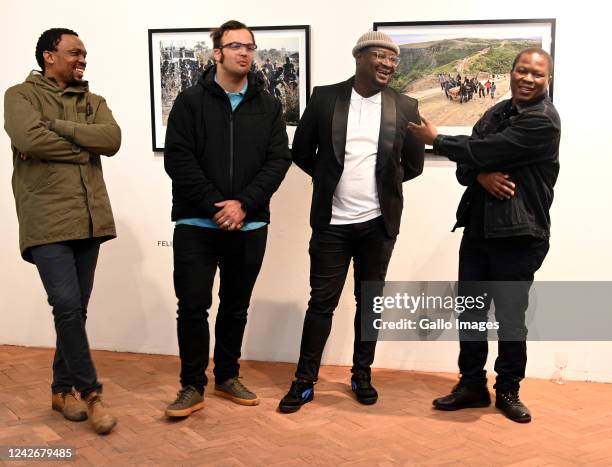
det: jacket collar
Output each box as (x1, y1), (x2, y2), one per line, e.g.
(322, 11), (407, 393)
(514, 93), (548, 113)
(331, 78), (353, 166)
(377, 87), (396, 173)
(26, 70), (89, 94)
(199, 65), (262, 99)
(331, 77), (396, 170)
(494, 93), (549, 116)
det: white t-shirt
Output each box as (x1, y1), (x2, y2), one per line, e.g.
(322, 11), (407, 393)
(330, 88), (382, 225)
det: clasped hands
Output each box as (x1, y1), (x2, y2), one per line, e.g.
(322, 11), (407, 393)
(213, 200), (246, 231)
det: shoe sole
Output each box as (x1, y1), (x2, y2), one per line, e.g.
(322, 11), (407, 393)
(351, 388), (378, 405)
(93, 418), (118, 435)
(278, 394), (314, 413)
(355, 396), (378, 405)
(433, 400), (491, 411)
(503, 415), (532, 423)
(214, 390), (259, 406)
(278, 403), (301, 413)
(165, 401), (205, 418)
(52, 404), (88, 422)
(495, 404), (532, 423)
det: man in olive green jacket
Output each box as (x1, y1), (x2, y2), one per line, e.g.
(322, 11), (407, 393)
(3, 28), (120, 435)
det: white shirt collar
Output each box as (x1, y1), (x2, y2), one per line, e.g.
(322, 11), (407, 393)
(351, 88), (382, 104)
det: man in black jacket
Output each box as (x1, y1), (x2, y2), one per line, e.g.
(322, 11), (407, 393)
(163, 20), (291, 417)
(408, 48), (560, 423)
(279, 31), (424, 413)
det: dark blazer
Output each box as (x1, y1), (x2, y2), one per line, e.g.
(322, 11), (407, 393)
(292, 77), (424, 237)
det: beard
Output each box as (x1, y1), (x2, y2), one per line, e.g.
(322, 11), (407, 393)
(66, 76), (84, 86)
(66, 66), (86, 86)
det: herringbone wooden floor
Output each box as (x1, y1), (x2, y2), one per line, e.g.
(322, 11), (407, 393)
(1, 345), (611, 466)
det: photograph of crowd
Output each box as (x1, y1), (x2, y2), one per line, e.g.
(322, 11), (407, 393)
(149, 27), (310, 150)
(374, 20), (555, 130)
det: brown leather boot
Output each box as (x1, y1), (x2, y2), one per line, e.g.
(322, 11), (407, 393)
(51, 390), (88, 421)
(85, 392), (117, 435)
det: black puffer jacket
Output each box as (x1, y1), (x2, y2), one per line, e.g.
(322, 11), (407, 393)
(433, 95), (560, 239)
(164, 66), (291, 223)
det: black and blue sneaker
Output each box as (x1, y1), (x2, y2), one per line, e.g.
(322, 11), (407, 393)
(351, 377), (378, 405)
(278, 380), (314, 413)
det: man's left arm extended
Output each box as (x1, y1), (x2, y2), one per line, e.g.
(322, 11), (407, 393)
(49, 97), (121, 156)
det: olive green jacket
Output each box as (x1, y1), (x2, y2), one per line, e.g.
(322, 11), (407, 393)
(4, 71), (121, 262)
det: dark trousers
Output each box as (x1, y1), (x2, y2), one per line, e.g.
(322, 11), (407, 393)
(457, 235), (549, 392)
(30, 238), (102, 399)
(173, 225), (267, 391)
(295, 217), (396, 383)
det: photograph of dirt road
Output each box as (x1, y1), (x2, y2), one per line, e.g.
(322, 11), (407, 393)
(375, 20), (555, 130)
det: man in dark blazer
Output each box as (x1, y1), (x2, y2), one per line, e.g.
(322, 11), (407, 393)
(279, 31), (425, 413)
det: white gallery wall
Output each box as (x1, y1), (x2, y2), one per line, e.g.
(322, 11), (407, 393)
(1, 0), (611, 383)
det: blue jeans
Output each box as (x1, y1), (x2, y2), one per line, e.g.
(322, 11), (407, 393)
(30, 238), (102, 398)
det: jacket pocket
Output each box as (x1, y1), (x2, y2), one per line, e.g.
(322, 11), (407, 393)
(22, 159), (51, 192)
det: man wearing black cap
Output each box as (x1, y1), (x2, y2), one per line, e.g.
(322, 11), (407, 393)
(279, 31), (425, 413)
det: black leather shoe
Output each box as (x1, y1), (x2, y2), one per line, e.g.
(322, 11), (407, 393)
(351, 377), (378, 405)
(433, 384), (491, 410)
(495, 390), (531, 423)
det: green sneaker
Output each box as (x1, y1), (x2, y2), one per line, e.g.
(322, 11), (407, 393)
(165, 385), (204, 417)
(214, 377), (259, 406)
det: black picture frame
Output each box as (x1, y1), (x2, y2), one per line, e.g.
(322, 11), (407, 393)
(373, 19), (556, 142)
(148, 25), (311, 151)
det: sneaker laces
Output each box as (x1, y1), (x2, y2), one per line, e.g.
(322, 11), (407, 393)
(227, 377), (250, 394)
(289, 380), (313, 396)
(175, 386), (197, 403)
(85, 393), (103, 407)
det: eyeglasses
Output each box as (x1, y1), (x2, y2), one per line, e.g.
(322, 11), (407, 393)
(370, 50), (400, 66)
(219, 42), (258, 51)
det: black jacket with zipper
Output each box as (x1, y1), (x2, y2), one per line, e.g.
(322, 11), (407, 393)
(433, 95), (560, 239)
(164, 66), (291, 223)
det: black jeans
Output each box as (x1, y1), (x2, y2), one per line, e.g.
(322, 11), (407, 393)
(295, 217), (396, 383)
(173, 225), (267, 391)
(30, 238), (102, 399)
(457, 235), (549, 392)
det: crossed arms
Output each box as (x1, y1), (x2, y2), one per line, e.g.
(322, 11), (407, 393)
(4, 86), (121, 164)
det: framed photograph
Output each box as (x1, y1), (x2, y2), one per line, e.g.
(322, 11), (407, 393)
(148, 25), (311, 151)
(374, 19), (556, 149)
